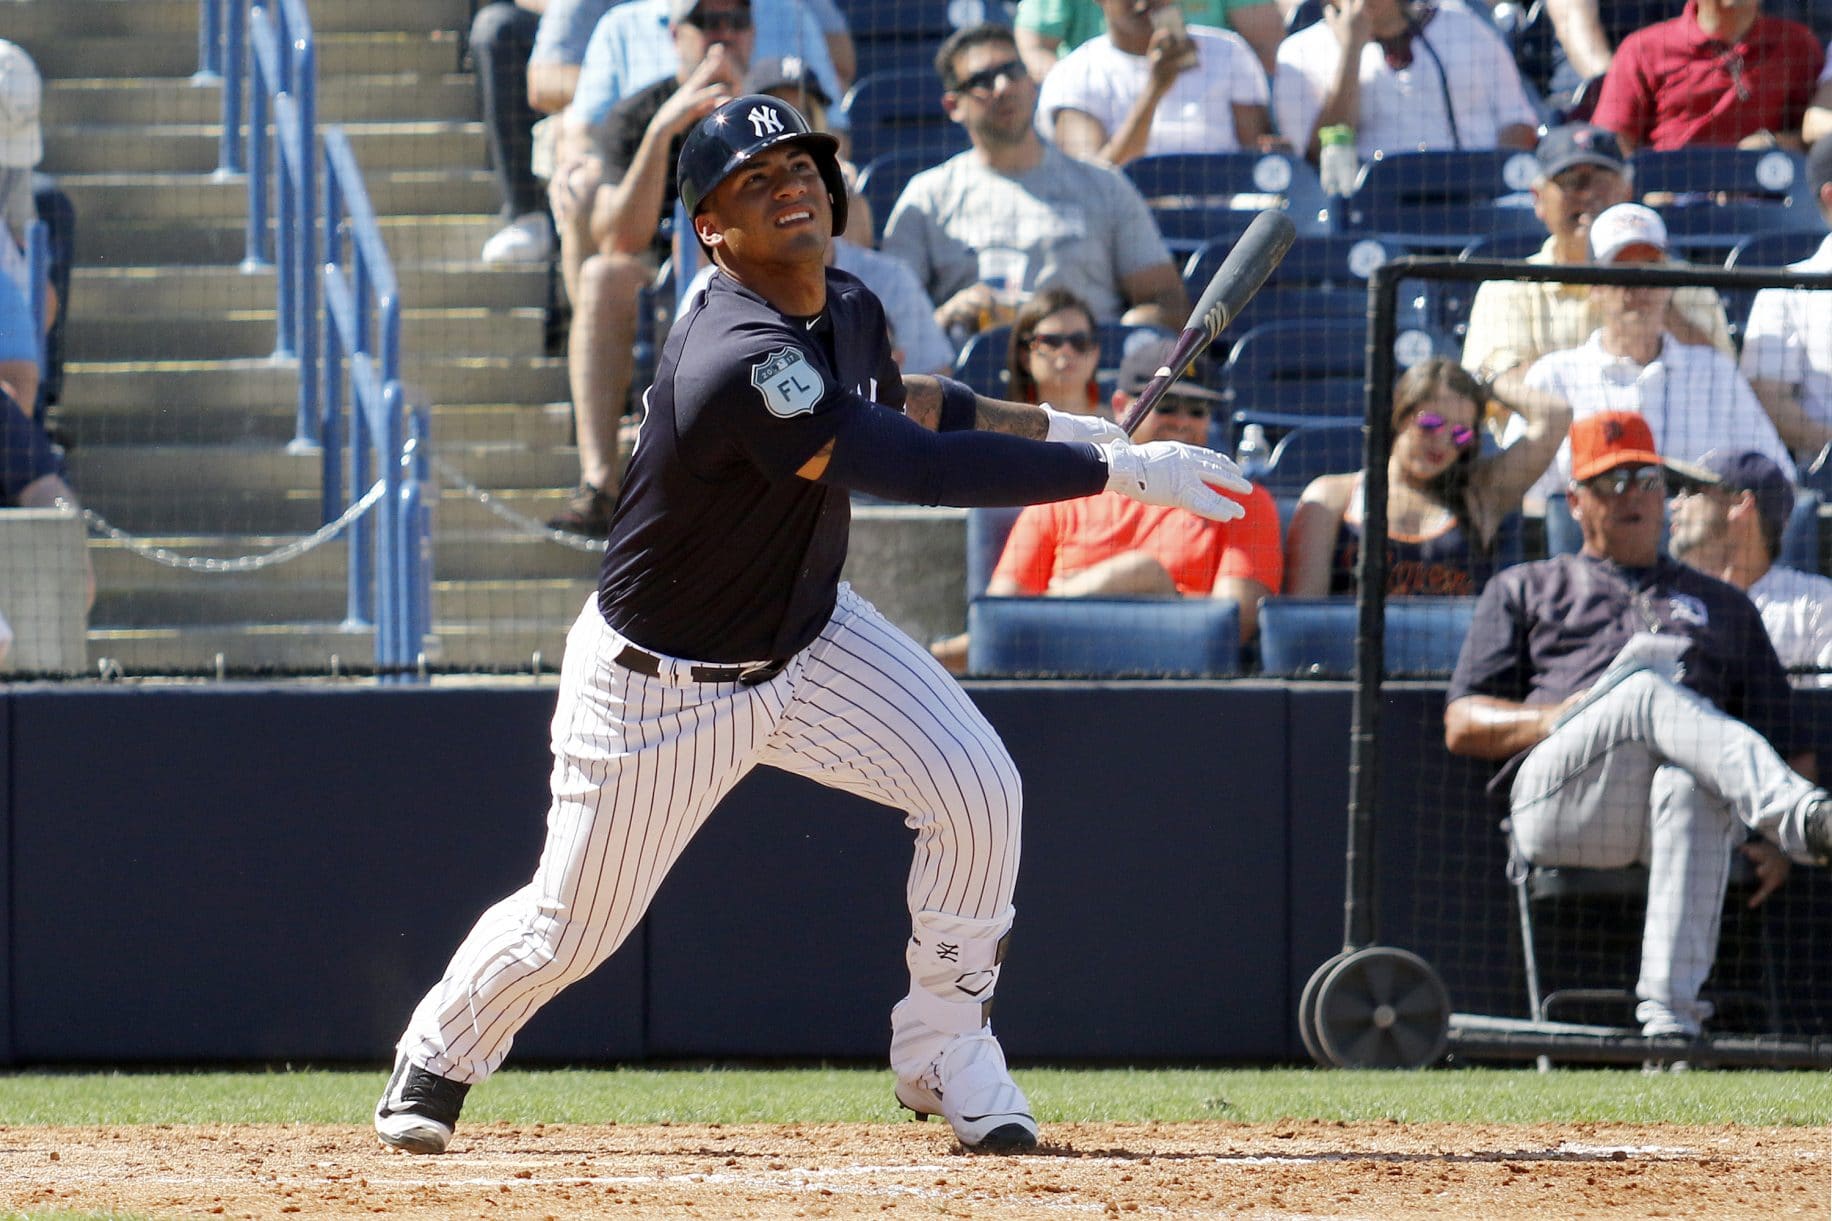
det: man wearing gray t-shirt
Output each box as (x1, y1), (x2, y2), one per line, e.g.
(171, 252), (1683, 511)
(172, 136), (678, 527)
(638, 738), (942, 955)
(881, 24), (1187, 352)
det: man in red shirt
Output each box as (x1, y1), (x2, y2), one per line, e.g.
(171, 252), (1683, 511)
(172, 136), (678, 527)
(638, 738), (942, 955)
(988, 339), (1283, 640)
(1591, 0), (1821, 152)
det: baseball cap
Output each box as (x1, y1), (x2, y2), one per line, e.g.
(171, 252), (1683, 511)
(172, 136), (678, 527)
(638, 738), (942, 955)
(1588, 202), (1668, 264)
(1116, 337), (1224, 401)
(745, 56), (830, 108)
(1699, 449), (1795, 539)
(0, 41), (42, 169)
(1569, 410), (1718, 484)
(669, 0), (750, 25)
(1536, 123), (1626, 180)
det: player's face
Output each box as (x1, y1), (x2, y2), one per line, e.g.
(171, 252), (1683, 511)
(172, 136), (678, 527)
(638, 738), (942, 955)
(944, 42), (1036, 145)
(1532, 164), (1631, 248)
(1393, 388), (1477, 482)
(1023, 308), (1100, 404)
(1130, 391), (1213, 445)
(1572, 464), (1666, 566)
(698, 144), (831, 267)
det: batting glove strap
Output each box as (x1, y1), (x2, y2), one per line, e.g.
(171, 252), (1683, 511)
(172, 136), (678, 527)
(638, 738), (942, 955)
(1101, 441), (1251, 523)
(1041, 403), (1128, 446)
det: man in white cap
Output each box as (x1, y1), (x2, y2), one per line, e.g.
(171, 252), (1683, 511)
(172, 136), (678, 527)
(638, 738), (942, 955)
(1513, 202), (1794, 504)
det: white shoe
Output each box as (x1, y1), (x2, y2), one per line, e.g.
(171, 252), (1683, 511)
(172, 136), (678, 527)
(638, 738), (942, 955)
(894, 1030), (1037, 1152)
(480, 212), (553, 264)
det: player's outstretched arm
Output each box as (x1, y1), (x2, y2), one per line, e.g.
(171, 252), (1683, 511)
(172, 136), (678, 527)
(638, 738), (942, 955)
(902, 375), (1127, 446)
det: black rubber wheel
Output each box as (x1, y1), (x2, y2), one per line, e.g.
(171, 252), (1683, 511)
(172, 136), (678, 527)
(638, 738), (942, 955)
(1297, 950), (1357, 1067)
(1313, 945), (1451, 1069)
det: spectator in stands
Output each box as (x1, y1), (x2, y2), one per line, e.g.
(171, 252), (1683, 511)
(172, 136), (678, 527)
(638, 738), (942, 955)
(1539, 0), (1685, 97)
(1671, 449), (1832, 689)
(929, 337), (1281, 671)
(476, 0), (618, 263)
(1445, 410), (1831, 1040)
(1516, 203), (1795, 503)
(1461, 123), (1733, 426)
(1037, 0), (1275, 164)
(671, 64), (953, 376)
(1284, 356), (1570, 596)
(1007, 288), (1106, 415)
(1015, 0), (1285, 83)
(1, 385), (89, 607)
(1271, 0), (1538, 162)
(0, 40), (54, 417)
(1737, 134), (1832, 463)
(882, 25), (1188, 352)
(547, 0), (753, 536)
(1591, 0), (1822, 153)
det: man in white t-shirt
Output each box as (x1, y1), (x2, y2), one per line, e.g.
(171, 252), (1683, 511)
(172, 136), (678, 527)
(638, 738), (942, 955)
(1273, 0), (1537, 161)
(1517, 204), (1796, 503)
(1671, 449), (1832, 689)
(1737, 134), (1832, 464)
(882, 24), (1187, 349)
(1037, 0), (1272, 165)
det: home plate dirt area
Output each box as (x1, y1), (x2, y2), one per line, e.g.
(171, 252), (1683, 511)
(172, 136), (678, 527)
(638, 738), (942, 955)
(0, 1120), (1824, 1218)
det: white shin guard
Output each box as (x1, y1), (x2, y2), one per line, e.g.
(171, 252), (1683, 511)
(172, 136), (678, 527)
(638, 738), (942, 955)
(890, 907), (1014, 1085)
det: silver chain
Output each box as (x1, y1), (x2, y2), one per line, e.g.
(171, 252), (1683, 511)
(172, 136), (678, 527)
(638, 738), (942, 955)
(429, 454), (604, 553)
(69, 477), (388, 572)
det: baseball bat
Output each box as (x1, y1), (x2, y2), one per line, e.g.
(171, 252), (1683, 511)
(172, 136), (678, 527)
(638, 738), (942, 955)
(1116, 209), (1297, 436)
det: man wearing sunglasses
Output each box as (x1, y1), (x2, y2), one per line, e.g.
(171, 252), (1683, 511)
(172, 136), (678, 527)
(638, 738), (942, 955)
(882, 24), (1188, 351)
(1446, 410), (1832, 1043)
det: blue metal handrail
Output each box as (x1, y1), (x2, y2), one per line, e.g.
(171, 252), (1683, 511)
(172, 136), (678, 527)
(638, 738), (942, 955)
(322, 128), (428, 673)
(27, 219), (48, 426)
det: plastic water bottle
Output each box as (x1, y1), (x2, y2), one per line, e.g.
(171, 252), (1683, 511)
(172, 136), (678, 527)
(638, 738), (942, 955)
(1236, 422), (1271, 475)
(1319, 125), (1358, 199)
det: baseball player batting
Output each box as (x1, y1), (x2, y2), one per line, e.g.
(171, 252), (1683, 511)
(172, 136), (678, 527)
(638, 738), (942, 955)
(375, 95), (1249, 1156)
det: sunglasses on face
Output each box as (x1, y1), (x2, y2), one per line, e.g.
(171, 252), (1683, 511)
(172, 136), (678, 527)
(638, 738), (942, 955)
(1028, 330), (1096, 354)
(686, 8), (752, 31)
(954, 59), (1027, 95)
(1412, 411), (1475, 448)
(1584, 465), (1666, 496)
(1152, 399), (1211, 419)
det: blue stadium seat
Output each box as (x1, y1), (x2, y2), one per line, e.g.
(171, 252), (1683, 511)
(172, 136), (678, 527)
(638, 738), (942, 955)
(839, 68), (966, 169)
(1124, 151), (1333, 257)
(1722, 231), (1827, 344)
(1257, 596), (1478, 677)
(1219, 318), (1451, 449)
(967, 596), (1242, 677)
(1255, 421), (1363, 496)
(1440, 229), (1552, 343)
(966, 505), (1023, 598)
(855, 146), (955, 244)
(1629, 148), (1823, 260)
(1337, 150), (1545, 250)
(844, 0), (998, 81)
(1183, 233), (1422, 333)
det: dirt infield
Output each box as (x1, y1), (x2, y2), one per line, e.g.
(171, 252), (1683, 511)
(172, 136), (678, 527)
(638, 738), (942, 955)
(0, 1120), (1824, 1218)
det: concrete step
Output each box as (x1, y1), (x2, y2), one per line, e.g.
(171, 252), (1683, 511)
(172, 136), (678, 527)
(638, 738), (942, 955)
(6, 0), (471, 42)
(78, 213), (503, 268)
(61, 355), (569, 410)
(429, 483), (578, 533)
(432, 577), (597, 624)
(60, 168), (498, 224)
(86, 622), (383, 674)
(47, 74), (479, 125)
(71, 263), (549, 314)
(26, 31), (462, 83)
(63, 399), (570, 449)
(67, 307), (547, 363)
(432, 532), (606, 581)
(90, 534), (346, 589)
(44, 118), (484, 175)
(95, 578), (594, 632)
(428, 443), (581, 490)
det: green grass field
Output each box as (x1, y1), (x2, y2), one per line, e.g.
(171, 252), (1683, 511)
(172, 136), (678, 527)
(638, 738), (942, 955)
(0, 1065), (1828, 1128)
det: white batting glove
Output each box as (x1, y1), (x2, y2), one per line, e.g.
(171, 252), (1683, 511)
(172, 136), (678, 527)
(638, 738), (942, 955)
(1101, 440), (1251, 522)
(1041, 403), (1128, 445)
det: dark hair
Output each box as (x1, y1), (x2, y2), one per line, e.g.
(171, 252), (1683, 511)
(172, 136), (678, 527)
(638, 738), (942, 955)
(1006, 287), (1099, 409)
(935, 23), (1019, 90)
(1391, 356), (1487, 548)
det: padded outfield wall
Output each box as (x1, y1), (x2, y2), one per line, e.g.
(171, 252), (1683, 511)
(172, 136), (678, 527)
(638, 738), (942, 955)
(4, 683), (1832, 1067)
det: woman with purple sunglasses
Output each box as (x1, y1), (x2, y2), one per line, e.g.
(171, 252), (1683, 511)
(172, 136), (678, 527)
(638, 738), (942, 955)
(1284, 356), (1570, 597)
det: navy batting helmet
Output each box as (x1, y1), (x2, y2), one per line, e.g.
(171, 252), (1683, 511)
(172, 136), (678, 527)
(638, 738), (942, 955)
(676, 94), (848, 248)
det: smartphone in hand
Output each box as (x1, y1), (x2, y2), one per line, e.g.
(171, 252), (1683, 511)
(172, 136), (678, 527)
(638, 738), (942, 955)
(1149, 4), (1200, 71)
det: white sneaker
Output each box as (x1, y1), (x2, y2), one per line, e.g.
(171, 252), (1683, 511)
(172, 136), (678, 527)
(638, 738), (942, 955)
(894, 1030), (1037, 1152)
(480, 212), (553, 264)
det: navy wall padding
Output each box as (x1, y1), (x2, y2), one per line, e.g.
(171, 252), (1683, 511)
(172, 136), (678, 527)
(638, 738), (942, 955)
(0, 693), (9, 1064)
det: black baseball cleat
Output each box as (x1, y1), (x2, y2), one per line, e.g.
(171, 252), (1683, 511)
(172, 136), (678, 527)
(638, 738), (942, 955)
(893, 1031), (1038, 1153)
(374, 1054), (470, 1154)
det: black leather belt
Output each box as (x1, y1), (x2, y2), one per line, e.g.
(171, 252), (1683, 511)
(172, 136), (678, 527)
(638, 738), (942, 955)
(614, 644), (788, 686)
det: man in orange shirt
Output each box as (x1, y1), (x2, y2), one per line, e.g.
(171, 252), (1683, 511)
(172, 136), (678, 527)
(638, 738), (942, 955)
(987, 338), (1283, 641)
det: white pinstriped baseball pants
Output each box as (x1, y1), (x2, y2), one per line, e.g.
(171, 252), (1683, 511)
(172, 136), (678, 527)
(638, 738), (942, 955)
(399, 585), (1023, 1084)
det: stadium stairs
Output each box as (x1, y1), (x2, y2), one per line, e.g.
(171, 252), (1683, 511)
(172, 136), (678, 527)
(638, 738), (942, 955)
(22, 0), (591, 674)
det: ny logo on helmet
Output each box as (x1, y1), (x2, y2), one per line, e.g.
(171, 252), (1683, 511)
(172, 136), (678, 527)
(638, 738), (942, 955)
(748, 105), (785, 137)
